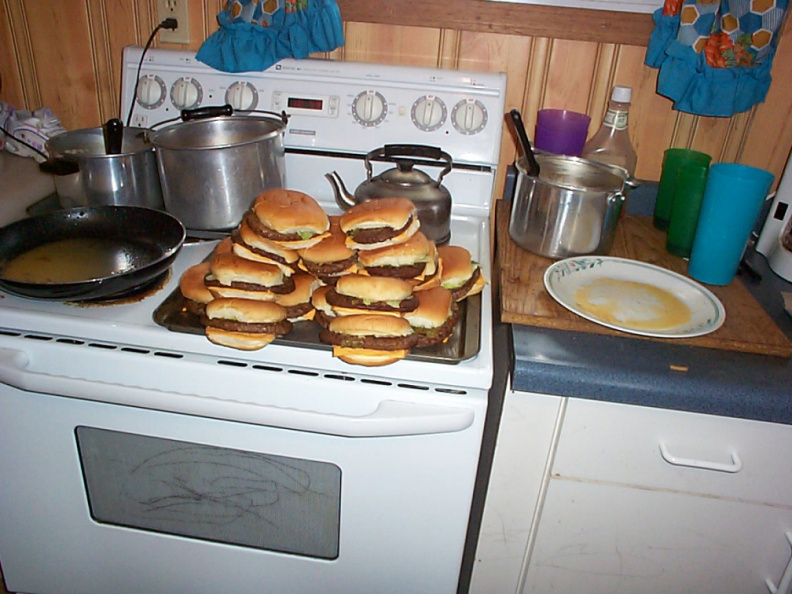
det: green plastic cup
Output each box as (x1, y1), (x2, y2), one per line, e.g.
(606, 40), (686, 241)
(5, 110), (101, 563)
(666, 162), (710, 258)
(654, 148), (712, 231)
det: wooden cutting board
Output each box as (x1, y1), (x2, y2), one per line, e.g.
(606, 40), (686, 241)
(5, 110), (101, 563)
(496, 200), (792, 357)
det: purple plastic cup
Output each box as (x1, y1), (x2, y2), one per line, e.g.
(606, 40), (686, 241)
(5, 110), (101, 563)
(534, 109), (591, 157)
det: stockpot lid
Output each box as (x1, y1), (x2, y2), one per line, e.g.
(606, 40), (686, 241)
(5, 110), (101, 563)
(46, 126), (153, 159)
(516, 153), (628, 193)
(149, 115), (286, 151)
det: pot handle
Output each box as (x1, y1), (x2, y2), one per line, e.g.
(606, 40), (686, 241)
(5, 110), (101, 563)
(365, 144), (453, 184)
(181, 104), (234, 121)
(596, 192), (626, 253)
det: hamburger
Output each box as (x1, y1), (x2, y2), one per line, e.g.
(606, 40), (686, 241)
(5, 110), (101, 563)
(274, 273), (320, 322)
(319, 314), (418, 366)
(205, 252), (295, 300)
(356, 231), (435, 280)
(297, 215), (358, 285)
(311, 284), (337, 329)
(231, 217), (300, 276)
(179, 261), (213, 317)
(204, 298), (292, 351)
(326, 273), (419, 317)
(403, 286), (459, 348)
(248, 189), (330, 250)
(213, 235), (235, 255)
(437, 245), (486, 301)
(339, 197), (420, 250)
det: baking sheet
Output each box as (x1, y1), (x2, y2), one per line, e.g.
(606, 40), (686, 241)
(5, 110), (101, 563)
(153, 286), (481, 364)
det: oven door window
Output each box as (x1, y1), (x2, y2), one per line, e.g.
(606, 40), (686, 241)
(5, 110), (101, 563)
(75, 427), (341, 559)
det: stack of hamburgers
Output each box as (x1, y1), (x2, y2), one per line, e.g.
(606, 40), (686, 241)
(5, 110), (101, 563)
(177, 192), (486, 364)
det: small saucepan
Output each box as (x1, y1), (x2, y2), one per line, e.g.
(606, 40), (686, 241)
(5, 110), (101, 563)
(0, 206), (186, 301)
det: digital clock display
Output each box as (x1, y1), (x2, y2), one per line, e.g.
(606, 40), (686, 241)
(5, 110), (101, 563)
(288, 97), (323, 110)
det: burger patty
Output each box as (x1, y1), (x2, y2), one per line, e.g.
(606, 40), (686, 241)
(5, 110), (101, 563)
(326, 290), (419, 313)
(206, 318), (293, 335)
(450, 267), (482, 301)
(283, 301), (314, 320)
(413, 303), (459, 348)
(205, 276), (295, 295)
(364, 261), (426, 279)
(313, 309), (335, 329)
(348, 217), (414, 245)
(301, 255), (357, 276)
(231, 227), (294, 267)
(245, 211), (309, 243)
(319, 329), (419, 351)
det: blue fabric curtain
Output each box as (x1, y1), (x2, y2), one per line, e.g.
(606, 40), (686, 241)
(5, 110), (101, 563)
(645, 0), (789, 117)
(197, 0), (345, 73)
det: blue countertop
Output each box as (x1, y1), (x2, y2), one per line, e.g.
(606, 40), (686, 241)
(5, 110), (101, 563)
(508, 181), (792, 425)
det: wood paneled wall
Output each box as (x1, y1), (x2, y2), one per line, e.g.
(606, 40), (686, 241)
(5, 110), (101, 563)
(2, 0), (791, 197)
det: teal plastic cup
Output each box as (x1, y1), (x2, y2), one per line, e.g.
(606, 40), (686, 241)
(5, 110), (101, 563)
(687, 163), (774, 285)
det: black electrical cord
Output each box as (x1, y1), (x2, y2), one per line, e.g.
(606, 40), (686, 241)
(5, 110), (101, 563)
(125, 18), (178, 127)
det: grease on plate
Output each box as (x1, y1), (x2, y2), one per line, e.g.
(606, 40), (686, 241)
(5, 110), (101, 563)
(574, 277), (692, 331)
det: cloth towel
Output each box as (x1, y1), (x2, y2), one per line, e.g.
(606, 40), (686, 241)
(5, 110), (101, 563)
(197, 0), (344, 73)
(645, 0), (789, 117)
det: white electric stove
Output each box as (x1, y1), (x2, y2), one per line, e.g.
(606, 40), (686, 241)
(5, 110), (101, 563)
(0, 46), (506, 594)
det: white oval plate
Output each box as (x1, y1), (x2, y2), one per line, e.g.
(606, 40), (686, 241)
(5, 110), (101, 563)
(543, 256), (726, 338)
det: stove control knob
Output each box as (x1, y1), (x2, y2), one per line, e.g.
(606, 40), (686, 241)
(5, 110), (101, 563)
(411, 95), (447, 131)
(352, 90), (387, 127)
(225, 81), (259, 111)
(452, 99), (488, 135)
(170, 77), (203, 110)
(136, 74), (167, 109)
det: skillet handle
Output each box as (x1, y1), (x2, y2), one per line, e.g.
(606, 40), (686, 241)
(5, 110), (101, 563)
(181, 104), (234, 121)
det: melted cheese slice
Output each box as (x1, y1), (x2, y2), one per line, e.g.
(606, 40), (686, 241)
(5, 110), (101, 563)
(574, 278), (692, 331)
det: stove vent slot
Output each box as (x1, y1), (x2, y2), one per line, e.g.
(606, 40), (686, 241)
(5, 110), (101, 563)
(0, 330), (467, 396)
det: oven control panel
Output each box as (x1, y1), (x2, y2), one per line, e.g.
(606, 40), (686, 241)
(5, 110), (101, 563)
(120, 46), (507, 166)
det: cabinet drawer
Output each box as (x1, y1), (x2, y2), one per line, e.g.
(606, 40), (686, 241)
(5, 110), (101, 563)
(553, 399), (792, 507)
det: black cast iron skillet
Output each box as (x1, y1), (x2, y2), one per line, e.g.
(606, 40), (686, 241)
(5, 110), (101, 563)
(0, 206), (186, 301)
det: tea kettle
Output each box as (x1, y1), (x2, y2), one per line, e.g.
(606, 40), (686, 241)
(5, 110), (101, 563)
(325, 144), (453, 245)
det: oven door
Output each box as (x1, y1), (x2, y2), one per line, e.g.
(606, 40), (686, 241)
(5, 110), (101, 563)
(0, 336), (486, 594)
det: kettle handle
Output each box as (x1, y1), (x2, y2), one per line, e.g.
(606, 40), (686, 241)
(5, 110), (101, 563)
(364, 144), (453, 184)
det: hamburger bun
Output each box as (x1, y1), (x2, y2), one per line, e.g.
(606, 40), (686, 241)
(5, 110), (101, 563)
(320, 314), (417, 366)
(357, 231), (434, 279)
(311, 285), (336, 329)
(213, 236), (235, 255)
(403, 286), (458, 348)
(206, 252), (294, 300)
(339, 198), (420, 250)
(328, 273), (418, 316)
(231, 217), (299, 275)
(251, 189), (330, 249)
(438, 245), (486, 301)
(274, 273), (319, 322)
(204, 298), (292, 350)
(297, 215), (358, 283)
(179, 261), (213, 316)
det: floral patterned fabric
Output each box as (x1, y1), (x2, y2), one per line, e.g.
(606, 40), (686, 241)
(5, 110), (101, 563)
(197, 0), (344, 73)
(645, 0), (789, 116)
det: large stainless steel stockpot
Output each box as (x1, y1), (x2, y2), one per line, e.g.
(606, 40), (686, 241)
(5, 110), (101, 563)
(149, 108), (288, 232)
(509, 153), (634, 259)
(44, 126), (163, 210)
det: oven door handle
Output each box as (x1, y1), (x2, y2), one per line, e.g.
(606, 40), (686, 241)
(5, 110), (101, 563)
(0, 349), (474, 437)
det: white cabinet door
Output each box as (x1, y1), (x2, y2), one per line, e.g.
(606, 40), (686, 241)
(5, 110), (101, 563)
(522, 478), (792, 594)
(470, 390), (563, 594)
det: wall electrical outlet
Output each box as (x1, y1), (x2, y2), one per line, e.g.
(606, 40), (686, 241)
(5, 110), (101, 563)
(157, 0), (190, 45)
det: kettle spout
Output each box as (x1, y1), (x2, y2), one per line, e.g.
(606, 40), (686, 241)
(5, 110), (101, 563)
(325, 171), (356, 210)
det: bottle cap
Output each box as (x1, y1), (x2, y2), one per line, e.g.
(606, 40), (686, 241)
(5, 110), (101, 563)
(611, 86), (632, 103)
